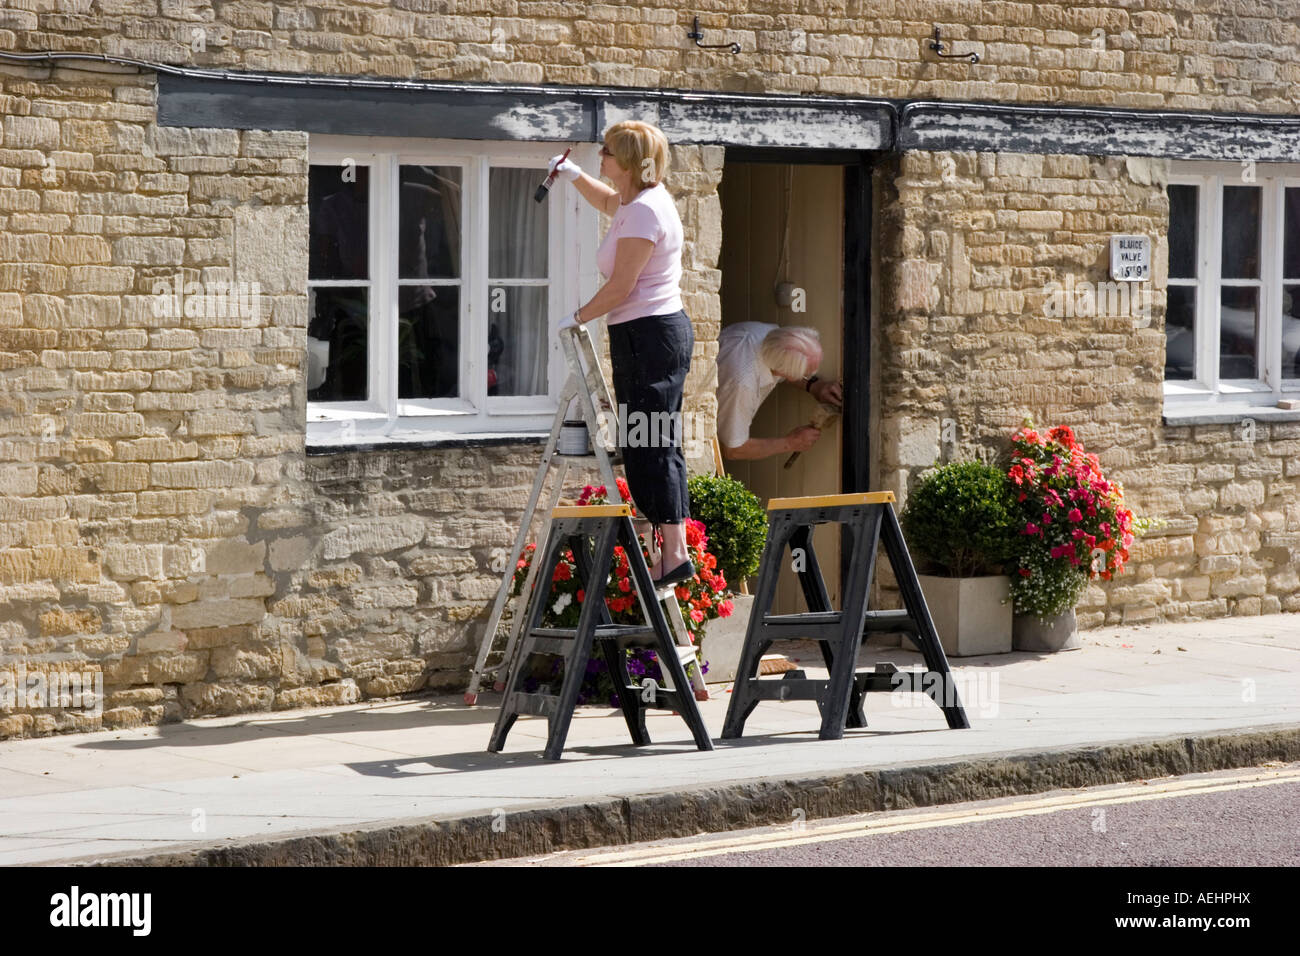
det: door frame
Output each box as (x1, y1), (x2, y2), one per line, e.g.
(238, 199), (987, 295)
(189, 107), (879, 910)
(721, 147), (878, 597)
(721, 147), (875, 498)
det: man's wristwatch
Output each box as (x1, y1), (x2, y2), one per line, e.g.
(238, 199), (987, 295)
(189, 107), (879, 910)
(804, 374), (819, 392)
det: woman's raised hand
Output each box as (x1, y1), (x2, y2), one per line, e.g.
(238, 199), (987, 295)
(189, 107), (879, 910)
(548, 154), (582, 182)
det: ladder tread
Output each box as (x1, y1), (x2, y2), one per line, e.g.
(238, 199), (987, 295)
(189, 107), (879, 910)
(763, 611), (842, 625)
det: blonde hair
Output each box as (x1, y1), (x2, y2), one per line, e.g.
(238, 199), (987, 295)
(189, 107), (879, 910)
(760, 327), (822, 380)
(603, 120), (671, 188)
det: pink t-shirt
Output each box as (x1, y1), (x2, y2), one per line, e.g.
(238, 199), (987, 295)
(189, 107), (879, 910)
(595, 182), (684, 325)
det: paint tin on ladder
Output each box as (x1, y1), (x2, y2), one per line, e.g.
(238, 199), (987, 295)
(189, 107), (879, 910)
(558, 420), (590, 456)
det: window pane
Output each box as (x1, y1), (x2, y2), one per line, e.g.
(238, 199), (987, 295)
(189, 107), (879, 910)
(1284, 285), (1300, 379)
(1285, 187), (1300, 280)
(1219, 286), (1259, 379)
(489, 167), (549, 279)
(488, 286), (549, 396)
(1167, 184), (1198, 279)
(307, 287), (368, 401)
(1165, 285), (1196, 381)
(399, 285), (459, 399)
(1221, 185), (1260, 280)
(309, 165), (368, 280)
(400, 165), (461, 279)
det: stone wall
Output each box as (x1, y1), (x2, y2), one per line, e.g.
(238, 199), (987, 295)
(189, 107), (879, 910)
(874, 148), (1300, 626)
(0, 2), (1297, 115)
(0, 59), (727, 739)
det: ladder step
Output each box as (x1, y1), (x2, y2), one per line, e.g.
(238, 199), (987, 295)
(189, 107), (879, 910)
(759, 617), (843, 640)
(507, 692), (561, 718)
(746, 678), (827, 702)
(763, 612), (841, 626)
(863, 609), (917, 632)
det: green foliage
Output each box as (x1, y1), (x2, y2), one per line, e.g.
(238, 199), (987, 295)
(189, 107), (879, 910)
(901, 460), (1019, 577)
(687, 473), (768, 585)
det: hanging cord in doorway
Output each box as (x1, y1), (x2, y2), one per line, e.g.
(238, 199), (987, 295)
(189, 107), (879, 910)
(772, 165), (795, 308)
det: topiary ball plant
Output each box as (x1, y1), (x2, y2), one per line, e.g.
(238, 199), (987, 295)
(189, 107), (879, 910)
(687, 473), (767, 586)
(901, 460), (1019, 578)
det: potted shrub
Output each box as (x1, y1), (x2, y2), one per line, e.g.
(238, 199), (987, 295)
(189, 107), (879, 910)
(900, 460), (1019, 656)
(1005, 422), (1147, 650)
(686, 474), (767, 682)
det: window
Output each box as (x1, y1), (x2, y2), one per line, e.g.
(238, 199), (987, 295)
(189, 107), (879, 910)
(1165, 162), (1300, 414)
(305, 137), (598, 444)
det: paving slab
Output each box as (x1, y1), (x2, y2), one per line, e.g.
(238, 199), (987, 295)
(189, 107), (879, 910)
(0, 614), (1297, 865)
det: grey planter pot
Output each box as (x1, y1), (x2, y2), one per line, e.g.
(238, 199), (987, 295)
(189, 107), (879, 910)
(911, 574), (1014, 657)
(1012, 607), (1081, 652)
(698, 593), (754, 684)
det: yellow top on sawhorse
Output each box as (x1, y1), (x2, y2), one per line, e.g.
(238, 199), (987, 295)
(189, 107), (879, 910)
(552, 503), (633, 518)
(767, 491), (896, 511)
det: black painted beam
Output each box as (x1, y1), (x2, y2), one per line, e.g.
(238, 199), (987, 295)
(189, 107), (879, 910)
(157, 72), (893, 149)
(899, 101), (1300, 162)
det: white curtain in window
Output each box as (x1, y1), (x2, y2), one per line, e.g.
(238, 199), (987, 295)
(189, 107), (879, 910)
(488, 167), (549, 397)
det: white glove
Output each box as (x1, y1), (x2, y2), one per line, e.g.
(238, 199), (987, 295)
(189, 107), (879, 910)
(548, 154), (582, 182)
(557, 311), (579, 331)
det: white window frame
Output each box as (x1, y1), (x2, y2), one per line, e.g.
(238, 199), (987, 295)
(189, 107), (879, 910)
(305, 136), (602, 446)
(1164, 160), (1300, 417)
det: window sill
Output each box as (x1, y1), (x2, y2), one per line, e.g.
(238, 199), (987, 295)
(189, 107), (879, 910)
(1162, 406), (1300, 426)
(305, 431), (548, 456)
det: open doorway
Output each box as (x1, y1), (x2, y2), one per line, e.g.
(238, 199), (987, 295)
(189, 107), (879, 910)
(718, 152), (873, 613)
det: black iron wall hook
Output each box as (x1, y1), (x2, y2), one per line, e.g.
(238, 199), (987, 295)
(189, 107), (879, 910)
(928, 27), (979, 63)
(687, 16), (740, 54)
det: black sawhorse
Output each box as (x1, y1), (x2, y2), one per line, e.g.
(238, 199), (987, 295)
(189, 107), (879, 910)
(721, 492), (970, 741)
(488, 504), (714, 760)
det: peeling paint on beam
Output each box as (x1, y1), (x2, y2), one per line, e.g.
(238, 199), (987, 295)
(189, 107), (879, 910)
(900, 105), (1300, 162)
(158, 77), (592, 141)
(159, 73), (891, 150)
(603, 100), (889, 150)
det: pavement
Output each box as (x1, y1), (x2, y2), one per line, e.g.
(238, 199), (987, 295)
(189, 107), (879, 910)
(1, 613), (1298, 866)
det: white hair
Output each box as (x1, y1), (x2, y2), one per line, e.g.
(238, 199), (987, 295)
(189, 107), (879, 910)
(759, 326), (822, 380)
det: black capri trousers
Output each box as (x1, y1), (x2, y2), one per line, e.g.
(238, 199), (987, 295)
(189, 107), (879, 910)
(606, 309), (694, 525)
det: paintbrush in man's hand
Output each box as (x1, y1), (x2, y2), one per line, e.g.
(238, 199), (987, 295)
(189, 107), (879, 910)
(783, 402), (840, 470)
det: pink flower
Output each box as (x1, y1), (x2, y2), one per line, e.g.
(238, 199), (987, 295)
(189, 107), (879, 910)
(1068, 508), (1083, 522)
(718, 600), (734, 617)
(1025, 522), (1040, 535)
(690, 609), (704, 623)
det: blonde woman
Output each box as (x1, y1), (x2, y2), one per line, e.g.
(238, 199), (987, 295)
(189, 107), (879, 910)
(549, 121), (695, 586)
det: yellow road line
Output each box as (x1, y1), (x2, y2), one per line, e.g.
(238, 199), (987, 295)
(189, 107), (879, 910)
(568, 766), (1300, 867)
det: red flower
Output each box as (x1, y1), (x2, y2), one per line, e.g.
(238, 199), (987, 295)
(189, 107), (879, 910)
(1049, 425), (1076, 447)
(618, 577), (631, 593)
(1018, 568), (1032, 577)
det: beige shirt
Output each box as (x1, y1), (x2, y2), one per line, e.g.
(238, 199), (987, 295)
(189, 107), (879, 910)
(716, 321), (778, 449)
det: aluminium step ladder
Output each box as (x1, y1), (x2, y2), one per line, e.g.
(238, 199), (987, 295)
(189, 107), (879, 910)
(721, 491), (971, 741)
(487, 503), (714, 759)
(465, 323), (707, 706)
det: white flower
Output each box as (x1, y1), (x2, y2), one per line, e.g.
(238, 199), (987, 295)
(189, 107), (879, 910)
(552, 592), (572, 615)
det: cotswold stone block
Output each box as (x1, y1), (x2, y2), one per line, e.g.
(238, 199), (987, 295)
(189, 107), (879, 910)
(171, 599), (266, 629)
(321, 517), (428, 559)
